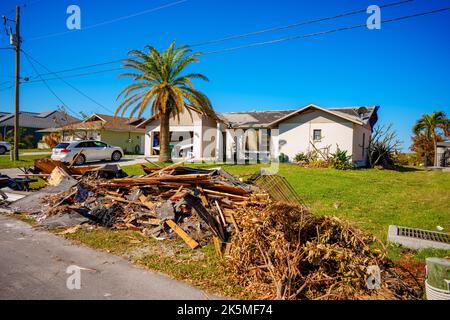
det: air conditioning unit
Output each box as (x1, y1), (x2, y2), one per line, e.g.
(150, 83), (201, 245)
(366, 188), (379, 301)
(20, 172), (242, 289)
(425, 257), (450, 300)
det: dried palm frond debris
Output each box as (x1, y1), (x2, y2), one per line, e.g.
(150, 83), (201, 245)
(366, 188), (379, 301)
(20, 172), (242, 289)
(226, 202), (422, 300)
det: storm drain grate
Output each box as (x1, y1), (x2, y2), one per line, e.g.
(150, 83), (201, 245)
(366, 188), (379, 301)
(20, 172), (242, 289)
(397, 227), (450, 244)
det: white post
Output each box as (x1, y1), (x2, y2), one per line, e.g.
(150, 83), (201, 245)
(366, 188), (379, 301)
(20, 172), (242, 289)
(216, 123), (223, 163)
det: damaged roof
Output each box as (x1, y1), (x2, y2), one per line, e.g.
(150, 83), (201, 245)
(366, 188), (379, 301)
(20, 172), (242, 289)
(218, 104), (379, 128)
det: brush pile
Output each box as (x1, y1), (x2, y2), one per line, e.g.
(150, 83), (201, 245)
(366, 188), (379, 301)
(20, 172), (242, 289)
(226, 202), (421, 300)
(30, 160), (421, 300)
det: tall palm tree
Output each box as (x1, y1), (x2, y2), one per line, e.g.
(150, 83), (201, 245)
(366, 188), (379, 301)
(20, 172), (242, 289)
(115, 41), (215, 162)
(413, 111), (448, 166)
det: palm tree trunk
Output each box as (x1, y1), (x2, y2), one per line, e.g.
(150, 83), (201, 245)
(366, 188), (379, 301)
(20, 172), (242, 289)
(433, 136), (438, 167)
(159, 112), (172, 162)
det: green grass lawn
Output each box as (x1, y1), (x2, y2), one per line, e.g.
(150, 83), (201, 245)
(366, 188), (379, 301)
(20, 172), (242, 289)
(0, 155), (49, 169)
(123, 163), (450, 243)
(5, 162), (447, 299)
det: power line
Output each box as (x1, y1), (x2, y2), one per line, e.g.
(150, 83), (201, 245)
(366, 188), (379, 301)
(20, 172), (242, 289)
(203, 6), (450, 55)
(3, 5), (449, 89)
(190, 0), (414, 47)
(13, 0), (415, 81)
(27, 0), (188, 41)
(22, 50), (115, 114)
(23, 50), (80, 118)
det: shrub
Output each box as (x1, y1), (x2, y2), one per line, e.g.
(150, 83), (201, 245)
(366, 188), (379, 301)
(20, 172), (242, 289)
(294, 152), (309, 163)
(43, 133), (61, 149)
(368, 124), (402, 169)
(330, 148), (353, 170)
(278, 153), (289, 163)
(308, 160), (329, 168)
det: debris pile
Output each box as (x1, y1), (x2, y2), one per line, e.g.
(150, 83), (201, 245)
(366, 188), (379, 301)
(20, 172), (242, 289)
(20, 159), (421, 300)
(39, 163), (262, 249)
(226, 202), (422, 300)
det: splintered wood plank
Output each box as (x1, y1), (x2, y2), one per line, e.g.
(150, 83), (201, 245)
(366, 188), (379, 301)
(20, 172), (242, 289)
(213, 236), (223, 258)
(215, 200), (227, 226)
(139, 194), (155, 210)
(202, 189), (250, 200)
(165, 220), (200, 249)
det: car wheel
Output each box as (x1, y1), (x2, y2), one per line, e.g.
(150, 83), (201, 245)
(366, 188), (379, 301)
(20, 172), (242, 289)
(74, 154), (86, 166)
(0, 146), (6, 155)
(111, 151), (122, 162)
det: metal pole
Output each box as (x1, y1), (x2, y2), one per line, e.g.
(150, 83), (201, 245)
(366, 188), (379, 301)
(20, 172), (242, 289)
(12, 5), (20, 161)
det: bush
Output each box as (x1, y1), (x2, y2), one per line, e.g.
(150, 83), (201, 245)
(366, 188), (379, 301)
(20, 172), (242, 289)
(330, 148), (353, 170)
(308, 160), (329, 168)
(278, 153), (289, 163)
(294, 152), (309, 162)
(368, 125), (401, 169)
(394, 152), (421, 166)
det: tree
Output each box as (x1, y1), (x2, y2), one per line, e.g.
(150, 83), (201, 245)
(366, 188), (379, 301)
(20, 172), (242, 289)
(410, 133), (440, 166)
(413, 111), (448, 166)
(367, 124), (402, 169)
(115, 41), (215, 162)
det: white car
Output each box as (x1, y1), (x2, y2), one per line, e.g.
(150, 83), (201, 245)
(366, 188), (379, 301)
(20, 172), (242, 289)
(51, 140), (123, 165)
(0, 141), (12, 155)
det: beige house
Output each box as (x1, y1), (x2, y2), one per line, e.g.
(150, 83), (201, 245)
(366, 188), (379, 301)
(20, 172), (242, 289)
(137, 104), (379, 166)
(39, 113), (146, 154)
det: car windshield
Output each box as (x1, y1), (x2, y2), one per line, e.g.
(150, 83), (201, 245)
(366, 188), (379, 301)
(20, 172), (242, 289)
(54, 143), (70, 149)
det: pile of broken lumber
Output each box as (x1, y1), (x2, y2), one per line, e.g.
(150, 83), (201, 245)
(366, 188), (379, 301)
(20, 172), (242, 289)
(40, 162), (268, 252)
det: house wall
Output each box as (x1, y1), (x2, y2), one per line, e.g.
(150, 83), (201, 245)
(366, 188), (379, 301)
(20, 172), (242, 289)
(100, 131), (144, 154)
(278, 109), (354, 162)
(143, 111), (217, 159)
(352, 124), (372, 165)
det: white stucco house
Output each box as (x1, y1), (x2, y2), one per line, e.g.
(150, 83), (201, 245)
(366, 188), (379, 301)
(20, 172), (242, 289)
(137, 104), (379, 166)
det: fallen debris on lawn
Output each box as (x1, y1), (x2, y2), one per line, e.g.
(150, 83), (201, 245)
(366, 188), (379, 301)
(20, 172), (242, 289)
(4, 159), (423, 300)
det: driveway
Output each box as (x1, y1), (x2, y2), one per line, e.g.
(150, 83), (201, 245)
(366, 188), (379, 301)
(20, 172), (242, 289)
(0, 214), (218, 300)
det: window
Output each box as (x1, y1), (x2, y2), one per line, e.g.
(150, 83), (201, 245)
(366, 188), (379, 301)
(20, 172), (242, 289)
(313, 129), (322, 141)
(93, 141), (107, 148)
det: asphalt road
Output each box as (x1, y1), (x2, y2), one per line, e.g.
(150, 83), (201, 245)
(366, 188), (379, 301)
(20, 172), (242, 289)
(0, 214), (218, 300)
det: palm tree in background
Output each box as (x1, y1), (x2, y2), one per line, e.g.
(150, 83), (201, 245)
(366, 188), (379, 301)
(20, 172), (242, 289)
(115, 41), (215, 162)
(413, 111), (448, 166)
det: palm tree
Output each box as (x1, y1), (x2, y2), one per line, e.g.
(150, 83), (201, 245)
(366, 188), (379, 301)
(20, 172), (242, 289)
(115, 41), (215, 162)
(413, 111), (448, 166)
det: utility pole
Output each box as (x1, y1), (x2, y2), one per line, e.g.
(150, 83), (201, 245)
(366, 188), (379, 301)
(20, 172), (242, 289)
(12, 5), (21, 161)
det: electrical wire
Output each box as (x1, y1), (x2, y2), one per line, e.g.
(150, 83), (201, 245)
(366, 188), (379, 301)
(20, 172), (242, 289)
(27, 0), (188, 41)
(22, 50), (115, 114)
(190, 0), (414, 47)
(23, 52), (80, 118)
(202, 6), (450, 55)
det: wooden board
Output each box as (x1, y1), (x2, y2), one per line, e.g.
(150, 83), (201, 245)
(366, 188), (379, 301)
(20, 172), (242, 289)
(165, 219), (200, 249)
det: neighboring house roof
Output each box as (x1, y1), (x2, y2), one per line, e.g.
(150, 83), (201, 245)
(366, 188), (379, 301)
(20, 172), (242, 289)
(38, 113), (146, 133)
(0, 110), (80, 129)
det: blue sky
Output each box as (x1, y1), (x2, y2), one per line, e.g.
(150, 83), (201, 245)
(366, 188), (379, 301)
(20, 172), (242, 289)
(0, 0), (449, 150)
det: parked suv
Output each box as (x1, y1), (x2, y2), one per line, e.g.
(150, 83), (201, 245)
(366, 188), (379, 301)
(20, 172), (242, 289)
(0, 141), (12, 155)
(51, 140), (123, 165)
